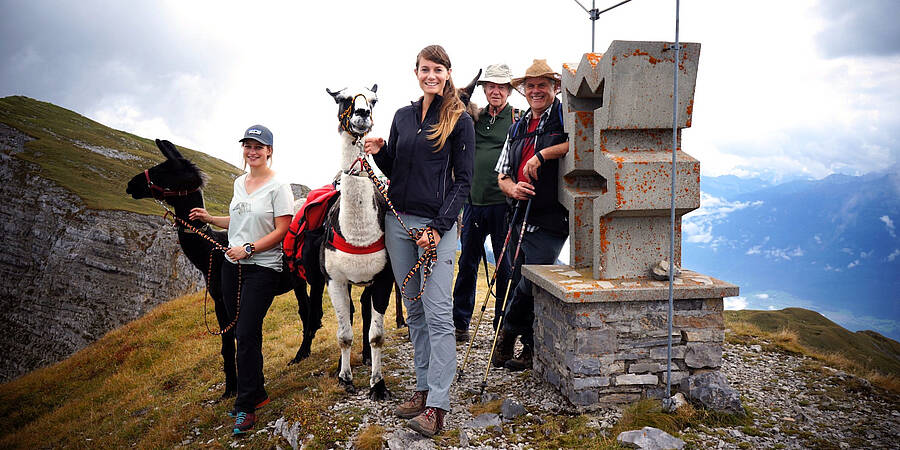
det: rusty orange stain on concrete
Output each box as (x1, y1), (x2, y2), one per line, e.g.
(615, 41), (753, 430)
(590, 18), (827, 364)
(585, 52), (603, 68)
(611, 55), (617, 66)
(575, 111), (593, 127)
(573, 292), (582, 298)
(563, 63), (576, 75)
(632, 49), (649, 57)
(614, 173), (625, 206)
(599, 134), (608, 152)
(686, 99), (694, 116)
(598, 217), (611, 253)
(648, 56), (660, 65)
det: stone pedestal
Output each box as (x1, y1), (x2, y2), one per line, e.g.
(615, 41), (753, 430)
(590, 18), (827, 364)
(523, 41), (740, 409)
(525, 266), (737, 408)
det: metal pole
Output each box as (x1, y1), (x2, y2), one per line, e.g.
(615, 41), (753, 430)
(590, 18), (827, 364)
(592, 0), (596, 52)
(666, 0), (681, 399)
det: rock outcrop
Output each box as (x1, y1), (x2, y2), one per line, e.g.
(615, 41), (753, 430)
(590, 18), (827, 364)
(0, 125), (201, 381)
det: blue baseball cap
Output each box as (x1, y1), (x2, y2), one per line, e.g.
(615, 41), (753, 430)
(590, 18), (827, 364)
(239, 124), (273, 146)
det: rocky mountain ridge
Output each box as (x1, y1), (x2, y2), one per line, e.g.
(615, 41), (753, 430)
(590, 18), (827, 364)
(0, 124), (202, 381)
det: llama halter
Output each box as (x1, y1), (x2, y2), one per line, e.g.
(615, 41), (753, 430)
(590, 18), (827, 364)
(338, 93), (374, 144)
(144, 169), (201, 200)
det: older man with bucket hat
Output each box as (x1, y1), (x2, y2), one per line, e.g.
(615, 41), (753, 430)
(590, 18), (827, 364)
(492, 59), (570, 371)
(452, 64), (520, 342)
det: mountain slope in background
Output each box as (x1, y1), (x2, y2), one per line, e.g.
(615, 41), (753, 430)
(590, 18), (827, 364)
(0, 96), (243, 381)
(727, 308), (900, 377)
(685, 171), (900, 340)
(0, 95), (239, 216)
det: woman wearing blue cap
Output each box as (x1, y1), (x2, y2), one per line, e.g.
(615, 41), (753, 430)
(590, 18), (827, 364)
(189, 124), (294, 435)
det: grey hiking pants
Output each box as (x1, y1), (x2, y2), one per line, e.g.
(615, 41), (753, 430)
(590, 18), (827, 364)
(385, 213), (457, 411)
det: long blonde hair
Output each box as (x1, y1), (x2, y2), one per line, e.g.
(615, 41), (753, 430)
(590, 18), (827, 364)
(416, 45), (464, 151)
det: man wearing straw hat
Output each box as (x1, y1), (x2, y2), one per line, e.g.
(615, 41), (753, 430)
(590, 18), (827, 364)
(493, 59), (570, 371)
(452, 64), (520, 343)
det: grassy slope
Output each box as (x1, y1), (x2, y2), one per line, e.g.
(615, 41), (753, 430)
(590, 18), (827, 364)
(726, 308), (900, 377)
(0, 95), (240, 216)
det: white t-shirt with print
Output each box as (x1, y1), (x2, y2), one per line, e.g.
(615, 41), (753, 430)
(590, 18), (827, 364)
(226, 173), (294, 271)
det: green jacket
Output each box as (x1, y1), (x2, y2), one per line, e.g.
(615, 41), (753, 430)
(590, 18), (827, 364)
(469, 103), (518, 206)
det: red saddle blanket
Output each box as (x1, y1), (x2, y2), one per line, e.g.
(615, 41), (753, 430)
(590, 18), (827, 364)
(284, 184), (339, 281)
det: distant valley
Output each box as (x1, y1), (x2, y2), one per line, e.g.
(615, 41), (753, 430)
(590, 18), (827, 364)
(683, 171), (900, 341)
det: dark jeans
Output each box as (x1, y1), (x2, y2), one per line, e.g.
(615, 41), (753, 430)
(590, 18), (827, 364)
(501, 225), (567, 348)
(221, 261), (278, 413)
(452, 203), (511, 331)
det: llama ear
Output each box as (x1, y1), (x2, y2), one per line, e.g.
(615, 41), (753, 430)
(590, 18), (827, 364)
(461, 69), (481, 99)
(370, 84), (378, 93)
(156, 139), (184, 162)
(326, 88), (342, 103)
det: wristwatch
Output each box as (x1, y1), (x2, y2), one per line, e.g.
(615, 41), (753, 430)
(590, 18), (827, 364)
(243, 242), (255, 258)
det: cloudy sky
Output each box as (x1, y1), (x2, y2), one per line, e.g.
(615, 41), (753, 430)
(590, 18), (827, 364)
(2, 0), (898, 188)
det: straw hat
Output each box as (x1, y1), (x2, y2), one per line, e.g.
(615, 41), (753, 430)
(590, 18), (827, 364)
(510, 59), (561, 94)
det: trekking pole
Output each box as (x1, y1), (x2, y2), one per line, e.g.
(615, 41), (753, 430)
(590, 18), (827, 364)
(457, 201), (522, 381)
(479, 198), (533, 397)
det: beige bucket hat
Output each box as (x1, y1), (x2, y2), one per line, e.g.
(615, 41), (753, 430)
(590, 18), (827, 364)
(510, 59), (561, 94)
(478, 63), (513, 86)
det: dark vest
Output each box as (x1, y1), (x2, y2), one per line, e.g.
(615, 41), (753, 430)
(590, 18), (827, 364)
(507, 98), (568, 235)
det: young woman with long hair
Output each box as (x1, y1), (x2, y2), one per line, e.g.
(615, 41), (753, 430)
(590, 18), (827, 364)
(364, 44), (474, 437)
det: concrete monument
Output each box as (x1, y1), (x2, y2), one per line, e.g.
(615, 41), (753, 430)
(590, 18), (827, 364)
(523, 41), (739, 408)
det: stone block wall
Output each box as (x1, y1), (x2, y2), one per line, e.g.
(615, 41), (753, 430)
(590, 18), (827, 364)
(533, 287), (724, 409)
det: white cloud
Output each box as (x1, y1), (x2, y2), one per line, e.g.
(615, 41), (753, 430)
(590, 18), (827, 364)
(881, 215), (896, 238)
(746, 246), (805, 261)
(824, 264), (842, 272)
(755, 293), (770, 299)
(888, 249), (900, 262)
(813, 234), (822, 245)
(767, 305), (777, 310)
(847, 259), (860, 269)
(860, 250), (873, 258)
(683, 193), (763, 249)
(724, 296), (747, 310)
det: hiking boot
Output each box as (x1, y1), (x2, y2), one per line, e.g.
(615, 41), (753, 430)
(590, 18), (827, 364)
(407, 407), (446, 437)
(491, 330), (516, 368)
(455, 328), (469, 343)
(232, 411), (256, 435)
(504, 344), (533, 371)
(394, 390), (428, 419)
(228, 396), (270, 417)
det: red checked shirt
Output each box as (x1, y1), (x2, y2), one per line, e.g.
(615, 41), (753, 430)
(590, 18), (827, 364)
(515, 117), (541, 183)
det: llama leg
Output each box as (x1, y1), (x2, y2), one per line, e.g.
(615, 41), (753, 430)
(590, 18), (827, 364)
(289, 279), (311, 365)
(368, 271), (393, 401)
(361, 287), (373, 365)
(367, 306), (390, 400)
(329, 279), (355, 392)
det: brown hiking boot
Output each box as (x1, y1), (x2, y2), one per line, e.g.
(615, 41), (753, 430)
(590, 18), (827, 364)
(394, 390), (428, 419)
(504, 344), (533, 371)
(407, 407), (446, 437)
(491, 330), (516, 368)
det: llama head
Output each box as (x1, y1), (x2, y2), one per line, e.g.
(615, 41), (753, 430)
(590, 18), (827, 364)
(126, 139), (205, 200)
(327, 85), (378, 137)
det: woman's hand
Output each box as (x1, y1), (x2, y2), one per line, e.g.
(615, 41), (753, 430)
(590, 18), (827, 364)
(225, 246), (249, 261)
(415, 227), (441, 249)
(189, 207), (211, 223)
(364, 137), (385, 155)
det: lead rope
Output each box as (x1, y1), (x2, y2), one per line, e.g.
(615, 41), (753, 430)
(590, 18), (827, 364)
(353, 155), (437, 302)
(155, 200), (241, 335)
